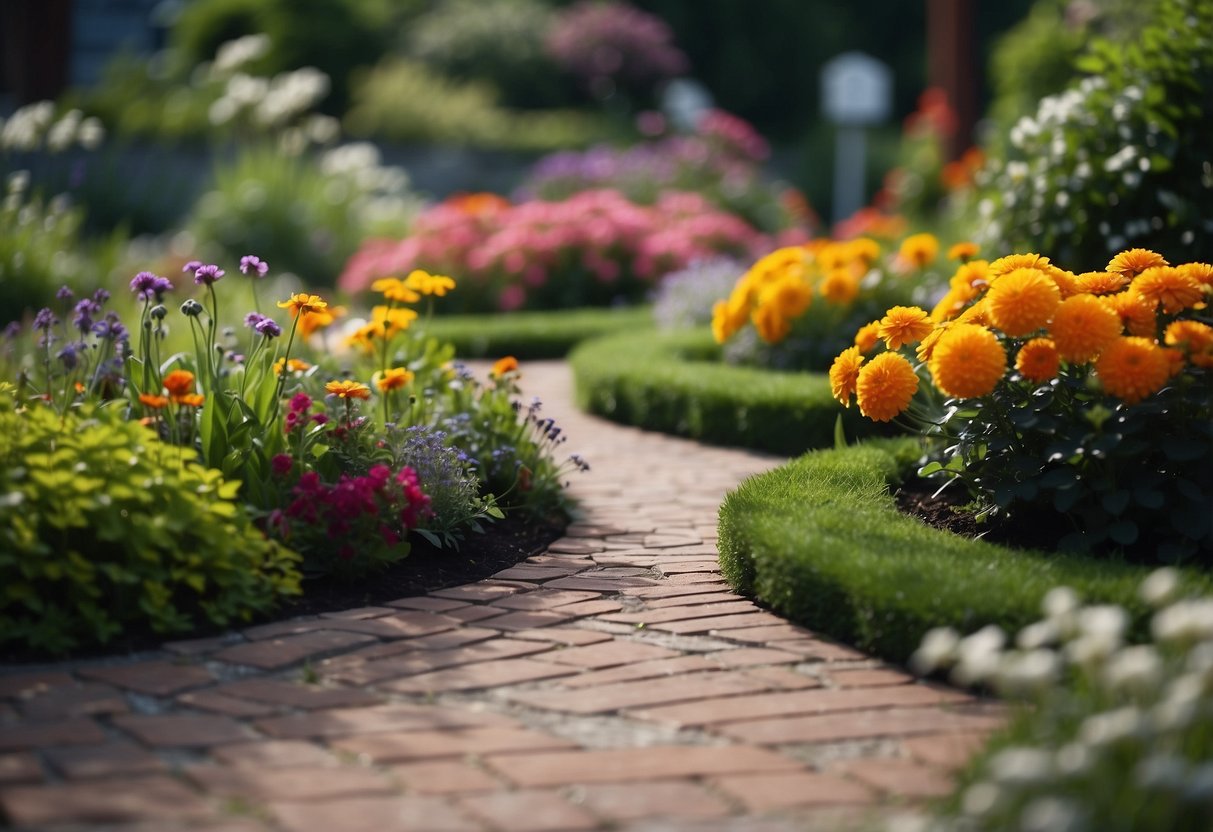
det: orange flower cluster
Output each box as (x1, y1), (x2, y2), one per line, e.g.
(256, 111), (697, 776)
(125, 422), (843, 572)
(140, 369), (205, 410)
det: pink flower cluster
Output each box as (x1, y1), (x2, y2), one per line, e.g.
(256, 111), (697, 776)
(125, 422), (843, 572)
(340, 189), (790, 312)
(697, 109), (770, 163)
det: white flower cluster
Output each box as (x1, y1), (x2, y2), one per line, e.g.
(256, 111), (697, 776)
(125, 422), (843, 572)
(907, 568), (1213, 832)
(317, 142), (416, 229)
(210, 33), (271, 76)
(0, 102), (104, 153)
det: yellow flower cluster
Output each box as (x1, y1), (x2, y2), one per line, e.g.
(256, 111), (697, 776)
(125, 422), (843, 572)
(347, 269), (455, 354)
(832, 247), (1213, 420)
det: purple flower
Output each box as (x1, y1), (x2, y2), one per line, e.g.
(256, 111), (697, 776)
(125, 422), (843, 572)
(244, 312), (269, 329)
(32, 308), (56, 332)
(193, 264), (225, 286)
(57, 341), (82, 370)
(56, 286), (74, 301)
(93, 288), (110, 304)
(182, 260), (202, 275)
(240, 255), (269, 277)
(3, 321), (20, 340)
(254, 318), (282, 338)
(72, 298), (100, 334)
(92, 313), (127, 342)
(150, 277), (173, 300)
(129, 271), (160, 298)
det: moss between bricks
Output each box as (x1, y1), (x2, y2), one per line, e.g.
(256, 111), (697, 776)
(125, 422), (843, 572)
(570, 329), (883, 456)
(717, 437), (1213, 664)
(429, 306), (653, 360)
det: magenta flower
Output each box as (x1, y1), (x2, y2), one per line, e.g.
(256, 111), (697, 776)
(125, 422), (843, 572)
(240, 255), (269, 277)
(193, 264), (225, 286)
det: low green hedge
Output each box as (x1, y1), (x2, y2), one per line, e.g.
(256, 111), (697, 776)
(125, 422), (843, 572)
(428, 306), (653, 359)
(717, 438), (1213, 664)
(569, 329), (879, 455)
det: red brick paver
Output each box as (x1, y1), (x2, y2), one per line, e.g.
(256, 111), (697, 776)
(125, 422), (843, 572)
(0, 361), (1000, 830)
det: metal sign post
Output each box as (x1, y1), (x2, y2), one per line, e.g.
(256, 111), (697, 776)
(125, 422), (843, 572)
(821, 52), (893, 225)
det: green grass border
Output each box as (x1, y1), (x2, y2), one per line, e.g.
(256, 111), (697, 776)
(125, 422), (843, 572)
(569, 328), (882, 455)
(718, 438), (1213, 664)
(428, 306), (652, 359)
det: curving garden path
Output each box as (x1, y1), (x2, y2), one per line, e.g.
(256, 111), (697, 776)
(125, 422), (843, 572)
(0, 361), (1005, 832)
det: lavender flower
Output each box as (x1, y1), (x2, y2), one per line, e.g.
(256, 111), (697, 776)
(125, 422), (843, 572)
(56, 341), (82, 370)
(244, 312), (269, 329)
(55, 286), (74, 301)
(255, 318), (282, 338)
(182, 260), (202, 275)
(193, 264), (225, 286)
(3, 321), (20, 340)
(391, 425), (482, 533)
(92, 312), (127, 341)
(32, 308), (56, 332)
(239, 255), (269, 277)
(129, 271), (160, 297)
(92, 288), (110, 304)
(72, 298), (100, 334)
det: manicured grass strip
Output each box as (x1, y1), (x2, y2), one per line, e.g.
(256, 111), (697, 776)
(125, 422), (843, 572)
(428, 306), (653, 359)
(718, 438), (1213, 664)
(569, 329), (879, 455)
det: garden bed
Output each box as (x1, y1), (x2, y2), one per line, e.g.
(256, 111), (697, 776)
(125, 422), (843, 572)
(429, 305), (653, 359)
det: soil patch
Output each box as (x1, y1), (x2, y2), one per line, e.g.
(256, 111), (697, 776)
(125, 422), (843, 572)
(893, 477), (1073, 552)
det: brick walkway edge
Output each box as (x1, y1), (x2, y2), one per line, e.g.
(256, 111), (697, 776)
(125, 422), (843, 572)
(0, 361), (1004, 832)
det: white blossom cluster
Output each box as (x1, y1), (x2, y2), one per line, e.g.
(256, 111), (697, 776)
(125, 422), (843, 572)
(317, 142), (416, 228)
(0, 102), (104, 153)
(906, 568), (1213, 832)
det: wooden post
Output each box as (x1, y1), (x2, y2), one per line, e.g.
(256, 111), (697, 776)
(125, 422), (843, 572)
(927, 0), (976, 159)
(1, 0), (73, 105)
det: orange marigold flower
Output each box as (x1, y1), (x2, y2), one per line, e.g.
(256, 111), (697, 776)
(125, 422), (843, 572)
(856, 351), (919, 422)
(1176, 261), (1213, 290)
(988, 253), (1051, 279)
(1075, 271), (1129, 295)
(829, 347), (865, 407)
(819, 269), (859, 304)
(139, 393), (169, 409)
(162, 370), (196, 397)
(325, 379), (371, 400)
(174, 393), (205, 407)
(877, 306), (933, 350)
(491, 356), (520, 378)
(1048, 267), (1081, 298)
(1163, 347), (1185, 377)
(947, 241), (980, 261)
(929, 323), (1006, 398)
(985, 267), (1062, 337)
(898, 233), (939, 268)
(277, 293), (329, 317)
(1132, 266), (1203, 314)
(951, 259), (991, 291)
(1102, 291), (1156, 338)
(746, 246), (809, 285)
(711, 301), (736, 344)
(752, 302), (791, 344)
(956, 297), (990, 326)
(916, 322), (951, 362)
(930, 288), (971, 323)
(845, 237), (881, 267)
(404, 270), (457, 297)
(759, 276), (813, 319)
(376, 367), (415, 392)
(298, 305), (344, 340)
(1015, 338), (1060, 383)
(1095, 336), (1171, 404)
(854, 321), (882, 353)
(370, 277), (421, 304)
(1107, 248), (1168, 279)
(1050, 294), (1122, 363)
(1164, 319), (1213, 353)
(274, 357), (313, 375)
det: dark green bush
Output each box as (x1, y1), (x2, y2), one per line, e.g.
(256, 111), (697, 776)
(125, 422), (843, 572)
(430, 306), (652, 359)
(0, 392), (301, 654)
(569, 329), (879, 455)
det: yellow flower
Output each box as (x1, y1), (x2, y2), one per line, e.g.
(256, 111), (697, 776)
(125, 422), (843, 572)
(916, 322), (950, 362)
(1107, 248), (1168, 279)
(1164, 320), (1213, 368)
(951, 260), (991, 291)
(325, 379), (371, 400)
(1075, 271), (1129, 295)
(1015, 338), (1061, 383)
(853, 321), (882, 354)
(371, 277), (421, 304)
(273, 357), (313, 375)
(1095, 336), (1171, 404)
(1131, 266), (1203, 314)
(928, 323), (1006, 399)
(947, 241), (980, 261)
(829, 347), (865, 407)
(856, 351), (919, 422)
(877, 306), (933, 350)
(1102, 291), (1156, 338)
(845, 237), (881, 267)
(345, 322), (385, 354)
(929, 287), (972, 322)
(956, 297), (990, 326)
(745, 246), (810, 287)
(276, 293), (329, 317)
(404, 269), (456, 297)
(371, 305), (419, 337)
(898, 233), (939, 268)
(819, 269), (859, 304)
(751, 302), (791, 344)
(988, 252), (1051, 279)
(711, 301), (736, 344)
(298, 305), (345, 340)
(376, 367), (414, 392)
(985, 267), (1061, 337)
(1049, 294), (1122, 363)
(1177, 262), (1213, 290)
(491, 356), (519, 378)
(1048, 267), (1081, 298)
(759, 276), (813, 319)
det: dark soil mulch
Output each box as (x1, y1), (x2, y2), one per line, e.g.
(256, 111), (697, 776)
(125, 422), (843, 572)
(3, 513), (564, 666)
(893, 477), (1073, 552)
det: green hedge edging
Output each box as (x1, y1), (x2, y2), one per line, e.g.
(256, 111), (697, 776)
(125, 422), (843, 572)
(718, 438), (1213, 664)
(569, 329), (880, 455)
(428, 306), (653, 359)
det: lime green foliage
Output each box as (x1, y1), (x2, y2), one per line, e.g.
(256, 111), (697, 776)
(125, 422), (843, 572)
(570, 329), (878, 455)
(0, 392), (301, 654)
(429, 306), (652, 359)
(716, 439), (1212, 663)
(345, 59), (610, 151)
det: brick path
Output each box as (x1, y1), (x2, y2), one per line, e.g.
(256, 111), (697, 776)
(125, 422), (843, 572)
(0, 361), (1004, 831)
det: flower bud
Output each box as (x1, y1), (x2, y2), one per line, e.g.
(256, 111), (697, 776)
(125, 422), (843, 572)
(181, 299), (203, 317)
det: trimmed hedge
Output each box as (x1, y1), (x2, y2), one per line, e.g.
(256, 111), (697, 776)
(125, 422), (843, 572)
(717, 438), (1213, 664)
(428, 306), (653, 360)
(569, 329), (879, 455)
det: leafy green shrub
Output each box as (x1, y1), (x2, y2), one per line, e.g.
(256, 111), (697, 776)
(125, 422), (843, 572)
(0, 388), (301, 654)
(569, 328), (878, 454)
(967, 0), (1213, 264)
(427, 306), (653, 359)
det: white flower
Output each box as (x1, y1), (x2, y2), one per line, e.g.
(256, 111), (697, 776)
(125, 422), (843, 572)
(1102, 645), (1163, 695)
(212, 33), (271, 75)
(1184, 763), (1213, 803)
(77, 117), (104, 149)
(1078, 605), (1129, 643)
(988, 746), (1054, 786)
(1020, 797), (1085, 832)
(910, 626), (960, 675)
(1042, 586), (1080, 620)
(951, 625), (1006, 686)
(1153, 599), (1213, 644)
(1135, 754), (1188, 791)
(1080, 706), (1144, 747)
(1140, 569), (1182, 609)
(994, 648), (1061, 697)
(1054, 742), (1093, 778)
(960, 781), (1002, 816)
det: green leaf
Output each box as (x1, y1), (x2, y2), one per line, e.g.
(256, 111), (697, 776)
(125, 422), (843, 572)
(918, 461), (944, 477)
(1133, 488), (1164, 509)
(1101, 490), (1131, 515)
(833, 415), (847, 451)
(1107, 520), (1138, 546)
(1161, 437), (1206, 462)
(1040, 468), (1078, 490)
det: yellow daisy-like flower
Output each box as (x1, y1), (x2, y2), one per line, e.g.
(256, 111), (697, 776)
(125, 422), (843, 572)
(928, 323), (1006, 399)
(376, 367), (414, 392)
(956, 297), (990, 326)
(298, 305), (345, 340)
(759, 276), (813, 319)
(491, 355), (519, 378)
(916, 322), (950, 362)
(371, 305), (419, 337)
(951, 260), (991, 291)
(1075, 271), (1129, 295)
(1131, 266), (1204, 314)
(988, 252), (1051, 279)
(751, 302), (791, 344)
(371, 277), (422, 304)
(829, 347), (865, 407)
(273, 357), (313, 375)
(947, 241), (980, 261)
(1049, 294), (1122, 363)
(877, 305), (933, 350)
(1047, 267), (1081, 299)
(1015, 338), (1061, 383)
(929, 287), (972, 323)
(814, 242), (849, 272)
(853, 321), (882, 354)
(345, 321), (387, 354)
(1164, 320), (1213, 368)
(1107, 248), (1168, 279)
(325, 379), (371, 400)
(276, 293), (328, 317)
(1095, 336), (1171, 404)
(404, 270), (457, 297)
(985, 267), (1062, 337)
(845, 237), (881, 267)
(1101, 291), (1157, 338)
(1176, 261), (1213, 290)
(819, 269), (859, 304)
(744, 246), (808, 287)
(856, 351), (919, 422)
(899, 233), (939, 268)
